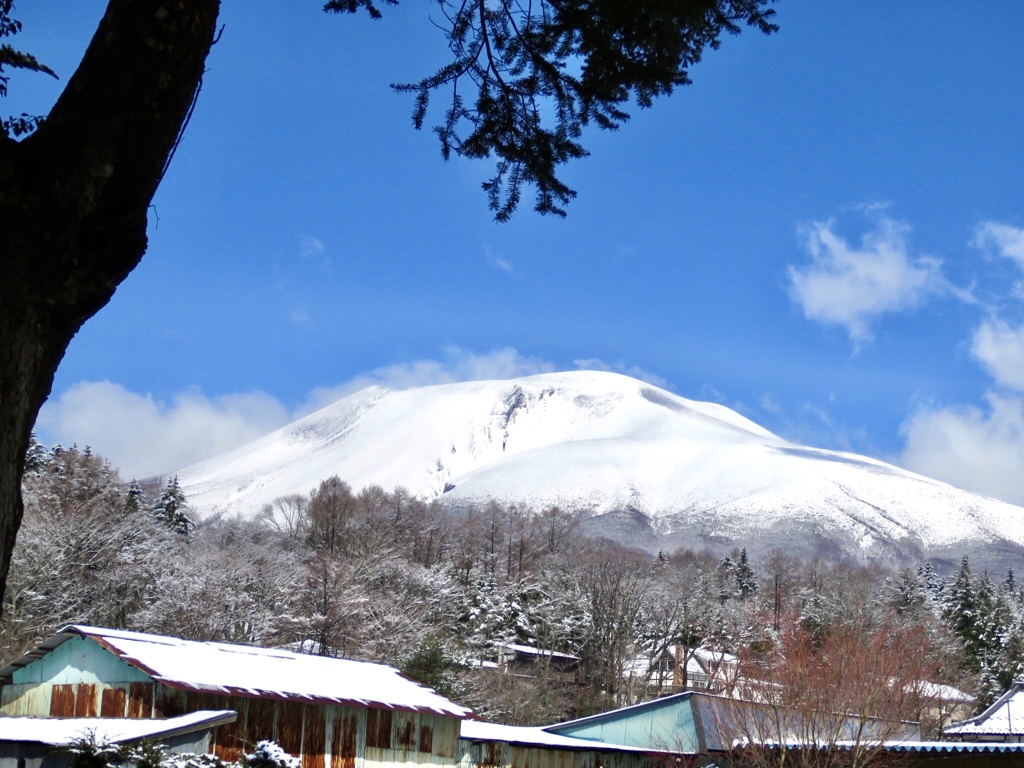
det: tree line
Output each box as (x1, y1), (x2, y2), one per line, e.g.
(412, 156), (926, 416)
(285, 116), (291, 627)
(6, 441), (1024, 729)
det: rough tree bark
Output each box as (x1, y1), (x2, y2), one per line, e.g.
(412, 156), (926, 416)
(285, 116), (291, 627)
(0, 0), (220, 614)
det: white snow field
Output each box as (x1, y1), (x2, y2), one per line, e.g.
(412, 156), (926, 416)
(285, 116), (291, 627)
(174, 371), (1024, 563)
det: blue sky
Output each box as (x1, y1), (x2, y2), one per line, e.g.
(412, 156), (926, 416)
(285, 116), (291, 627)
(12, 2), (1024, 504)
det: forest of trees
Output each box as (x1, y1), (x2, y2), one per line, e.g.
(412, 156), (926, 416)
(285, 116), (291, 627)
(6, 440), (1024, 730)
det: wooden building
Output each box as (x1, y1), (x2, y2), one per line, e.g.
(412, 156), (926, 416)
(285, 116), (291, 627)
(0, 626), (471, 767)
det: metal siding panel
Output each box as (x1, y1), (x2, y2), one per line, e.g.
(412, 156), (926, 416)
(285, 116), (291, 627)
(302, 705), (327, 768)
(395, 712), (417, 751)
(331, 708), (359, 768)
(50, 684), (76, 717)
(248, 698), (277, 743)
(277, 701), (305, 757)
(0, 683), (51, 716)
(155, 686), (187, 718)
(366, 709), (393, 750)
(101, 686), (127, 717)
(211, 716), (243, 768)
(75, 683), (98, 717)
(419, 724), (433, 754)
(432, 717), (459, 759)
(128, 682), (154, 718)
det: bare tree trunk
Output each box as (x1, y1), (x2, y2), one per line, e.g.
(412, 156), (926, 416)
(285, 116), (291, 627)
(0, 0), (221, 613)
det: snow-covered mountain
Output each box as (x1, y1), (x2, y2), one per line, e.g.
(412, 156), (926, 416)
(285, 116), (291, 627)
(173, 371), (1024, 569)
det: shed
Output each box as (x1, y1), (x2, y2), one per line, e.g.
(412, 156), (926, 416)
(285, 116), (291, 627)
(0, 710), (235, 768)
(458, 720), (692, 768)
(946, 682), (1024, 742)
(0, 626), (471, 767)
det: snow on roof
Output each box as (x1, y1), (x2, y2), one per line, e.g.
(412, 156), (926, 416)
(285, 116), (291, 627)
(502, 644), (580, 661)
(6, 626), (472, 718)
(914, 681), (974, 702)
(0, 710), (235, 747)
(945, 683), (1024, 736)
(460, 720), (681, 754)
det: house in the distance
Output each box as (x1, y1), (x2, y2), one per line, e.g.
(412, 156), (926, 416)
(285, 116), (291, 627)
(945, 682), (1024, 742)
(624, 646), (739, 698)
(0, 625), (471, 766)
(497, 643), (581, 679)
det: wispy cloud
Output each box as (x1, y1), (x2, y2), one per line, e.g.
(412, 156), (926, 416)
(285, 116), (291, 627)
(572, 358), (670, 389)
(299, 235), (325, 258)
(288, 307), (317, 330)
(974, 221), (1024, 269)
(485, 246), (515, 275)
(788, 214), (949, 347)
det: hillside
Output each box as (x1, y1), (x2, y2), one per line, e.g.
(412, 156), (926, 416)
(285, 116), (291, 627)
(173, 371), (1024, 569)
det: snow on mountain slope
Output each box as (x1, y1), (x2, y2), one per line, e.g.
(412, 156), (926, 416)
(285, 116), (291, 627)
(173, 371), (1024, 563)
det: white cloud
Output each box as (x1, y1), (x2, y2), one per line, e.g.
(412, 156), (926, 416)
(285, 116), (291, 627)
(900, 393), (1024, 506)
(36, 382), (291, 480)
(788, 215), (948, 346)
(572, 358), (670, 389)
(974, 221), (1024, 269)
(972, 319), (1024, 391)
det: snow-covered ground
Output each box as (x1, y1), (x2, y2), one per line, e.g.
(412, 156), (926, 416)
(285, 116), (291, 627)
(174, 371), (1024, 562)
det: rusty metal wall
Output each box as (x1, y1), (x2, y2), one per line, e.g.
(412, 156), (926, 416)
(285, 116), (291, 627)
(331, 708), (359, 768)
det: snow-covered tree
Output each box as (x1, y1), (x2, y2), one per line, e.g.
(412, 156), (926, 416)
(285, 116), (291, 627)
(152, 476), (194, 535)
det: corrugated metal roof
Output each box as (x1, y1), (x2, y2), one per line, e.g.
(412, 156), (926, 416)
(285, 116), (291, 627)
(461, 721), (686, 755)
(0, 626), (472, 718)
(0, 710), (236, 746)
(945, 682), (1024, 736)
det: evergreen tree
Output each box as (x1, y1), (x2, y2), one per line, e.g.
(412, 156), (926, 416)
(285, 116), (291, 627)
(124, 480), (143, 516)
(23, 433), (49, 477)
(720, 548), (758, 601)
(884, 567), (926, 616)
(152, 476), (193, 535)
